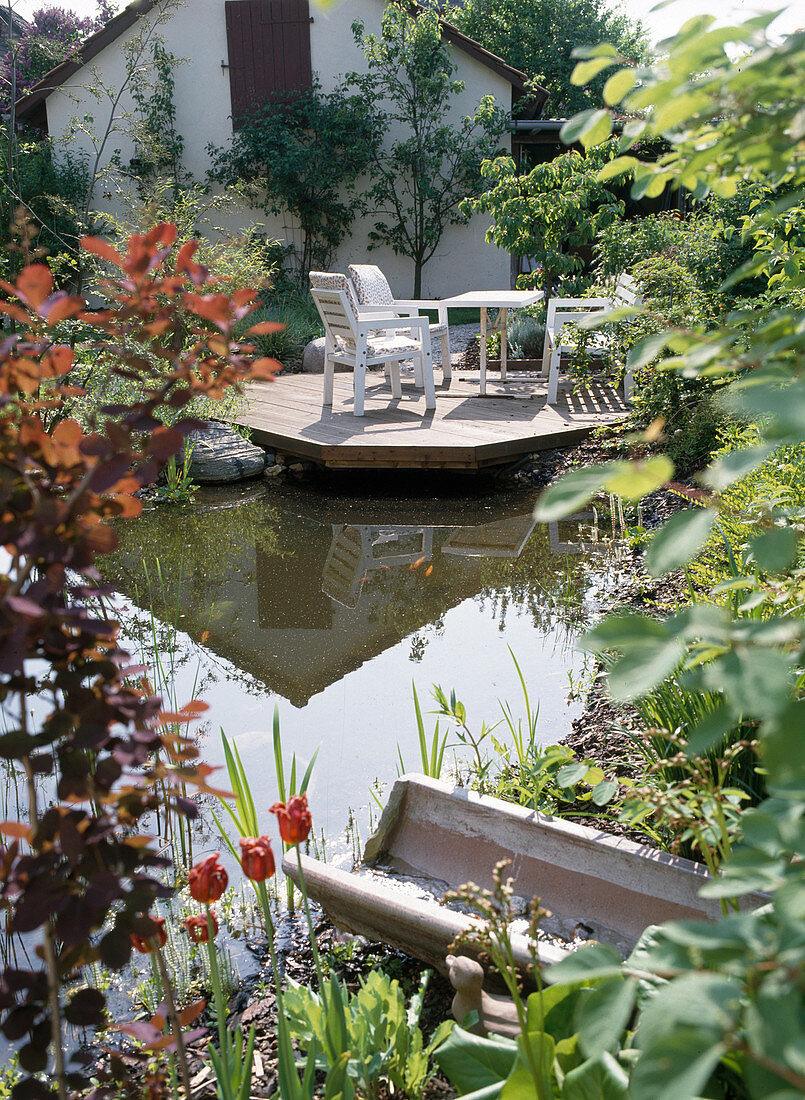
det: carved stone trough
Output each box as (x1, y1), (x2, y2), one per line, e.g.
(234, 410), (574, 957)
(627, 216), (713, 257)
(283, 774), (763, 975)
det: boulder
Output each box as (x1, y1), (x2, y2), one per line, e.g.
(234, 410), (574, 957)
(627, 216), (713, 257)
(302, 337), (351, 374)
(186, 423), (266, 484)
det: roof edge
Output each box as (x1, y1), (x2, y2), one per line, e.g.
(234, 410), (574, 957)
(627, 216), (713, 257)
(15, 0), (157, 120)
(15, 0), (548, 121)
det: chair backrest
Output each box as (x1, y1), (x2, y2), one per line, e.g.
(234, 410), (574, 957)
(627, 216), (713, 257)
(614, 272), (641, 308)
(309, 272), (360, 349)
(348, 264), (395, 306)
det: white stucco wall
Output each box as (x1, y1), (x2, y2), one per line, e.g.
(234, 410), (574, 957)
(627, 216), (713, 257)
(45, 0), (513, 296)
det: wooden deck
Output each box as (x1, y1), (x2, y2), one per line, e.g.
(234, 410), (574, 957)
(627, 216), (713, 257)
(238, 371), (628, 469)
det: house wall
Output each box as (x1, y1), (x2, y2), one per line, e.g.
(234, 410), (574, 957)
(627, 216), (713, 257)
(45, 0), (513, 297)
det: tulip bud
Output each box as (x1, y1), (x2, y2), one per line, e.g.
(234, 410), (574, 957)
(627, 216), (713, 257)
(240, 835), (275, 882)
(184, 911), (218, 944)
(188, 853), (228, 904)
(270, 793), (312, 846)
(130, 915), (167, 954)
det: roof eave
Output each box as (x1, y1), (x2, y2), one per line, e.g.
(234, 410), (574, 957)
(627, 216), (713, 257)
(15, 0), (156, 121)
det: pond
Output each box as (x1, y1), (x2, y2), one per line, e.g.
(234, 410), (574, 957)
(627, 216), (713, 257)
(100, 473), (624, 868)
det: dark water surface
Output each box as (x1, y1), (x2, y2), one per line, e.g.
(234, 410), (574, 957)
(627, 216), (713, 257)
(101, 474), (610, 859)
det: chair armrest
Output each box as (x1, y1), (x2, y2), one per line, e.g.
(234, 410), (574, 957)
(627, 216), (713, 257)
(357, 316), (428, 335)
(549, 297), (611, 309)
(392, 299), (441, 309)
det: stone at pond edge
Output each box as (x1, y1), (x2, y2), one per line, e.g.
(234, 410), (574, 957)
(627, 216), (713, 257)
(187, 422), (267, 484)
(302, 336), (351, 374)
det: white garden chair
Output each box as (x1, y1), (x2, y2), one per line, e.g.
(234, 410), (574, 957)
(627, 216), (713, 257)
(542, 273), (641, 404)
(309, 272), (435, 417)
(348, 264), (452, 381)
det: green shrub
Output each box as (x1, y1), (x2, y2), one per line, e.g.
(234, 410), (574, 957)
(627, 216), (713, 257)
(246, 290), (324, 368)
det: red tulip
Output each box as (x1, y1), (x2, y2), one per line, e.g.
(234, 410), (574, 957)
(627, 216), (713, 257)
(188, 853), (228, 904)
(270, 794), (312, 846)
(185, 911), (218, 943)
(240, 835), (275, 882)
(130, 916), (167, 954)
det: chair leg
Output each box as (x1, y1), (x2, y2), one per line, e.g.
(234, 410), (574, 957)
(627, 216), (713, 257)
(540, 335), (551, 380)
(323, 355), (335, 406)
(354, 353), (366, 416)
(440, 333), (451, 381)
(388, 360), (401, 399)
(421, 347), (436, 410)
(412, 356), (423, 388)
(547, 346), (560, 404)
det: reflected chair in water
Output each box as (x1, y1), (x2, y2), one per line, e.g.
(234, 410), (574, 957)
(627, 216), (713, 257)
(322, 525), (435, 608)
(442, 514), (538, 560)
(309, 273), (436, 417)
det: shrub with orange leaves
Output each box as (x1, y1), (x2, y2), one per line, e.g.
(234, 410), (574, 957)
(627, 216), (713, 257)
(0, 224), (280, 1100)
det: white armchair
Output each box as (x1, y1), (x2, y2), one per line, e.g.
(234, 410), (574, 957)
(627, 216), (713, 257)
(348, 264), (452, 381)
(542, 273), (641, 404)
(309, 272), (435, 417)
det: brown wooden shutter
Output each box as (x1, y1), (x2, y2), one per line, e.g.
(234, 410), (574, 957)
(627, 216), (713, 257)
(225, 0), (312, 126)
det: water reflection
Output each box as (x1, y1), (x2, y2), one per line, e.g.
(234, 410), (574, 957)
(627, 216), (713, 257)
(104, 488), (589, 710)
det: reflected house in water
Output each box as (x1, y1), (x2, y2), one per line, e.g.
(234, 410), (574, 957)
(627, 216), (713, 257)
(253, 515), (543, 706)
(105, 491), (596, 709)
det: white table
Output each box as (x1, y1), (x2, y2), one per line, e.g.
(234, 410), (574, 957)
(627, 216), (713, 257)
(439, 290), (544, 395)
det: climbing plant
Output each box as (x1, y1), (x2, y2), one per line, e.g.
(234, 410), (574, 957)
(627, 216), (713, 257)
(208, 80), (380, 282)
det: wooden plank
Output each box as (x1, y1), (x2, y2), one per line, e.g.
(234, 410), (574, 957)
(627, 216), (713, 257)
(235, 375), (626, 470)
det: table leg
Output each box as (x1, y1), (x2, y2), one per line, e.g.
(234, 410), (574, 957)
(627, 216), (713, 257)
(500, 307), (507, 382)
(480, 308), (487, 396)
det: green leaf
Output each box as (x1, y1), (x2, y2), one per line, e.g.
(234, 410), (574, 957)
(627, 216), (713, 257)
(607, 638), (686, 699)
(576, 978), (637, 1057)
(645, 508), (716, 576)
(562, 1052), (630, 1100)
(597, 154), (639, 182)
(636, 973), (743, 1052)
(580, 110), (614, 150)
(603, 68), (637, 105)
(534, 465), (615, 521)
(703, 444), (773, 490)
(581, 613), (670, 653)
(591, 779), (619, 805)
(626, 330), (672, 371)
(545, 944), (624, 986)
(501, 1033), (555, 1100)
(686, 702), (735, 755)
(558, 762), (588, 787)
(572, 57), (618, 85)
(750, 527), (799, 573)
(700, 648), (791, 719)
(603, 456), (674, 500)
(630, 1031), (726, 1100)
(434, 1026), (517, 1094)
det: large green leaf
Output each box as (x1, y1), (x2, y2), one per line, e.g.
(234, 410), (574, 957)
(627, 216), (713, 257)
(603, 456), (674, 501)
(434, 1026), (517, 1095)
(545, 944), (624, 986)
(534, 465), (615, 522)
(576, 978), (637, 1057)
(750, 527), (799, 574)
(630, 1030), (726, 1100)
(703, 444), (772, 490)
(607, 638), (686, 700)
(562, 1052), (630, 1100)
(645, 508), (716, 576)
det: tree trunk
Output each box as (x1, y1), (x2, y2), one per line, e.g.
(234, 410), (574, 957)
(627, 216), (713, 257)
(413, 260), (423, 299)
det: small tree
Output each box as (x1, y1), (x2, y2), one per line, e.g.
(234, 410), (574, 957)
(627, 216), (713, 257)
(349, 1), (506, 297)
(208, 81), (380, 282)
(463, 143), (625, 296)
(445, 0), (649, 116)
